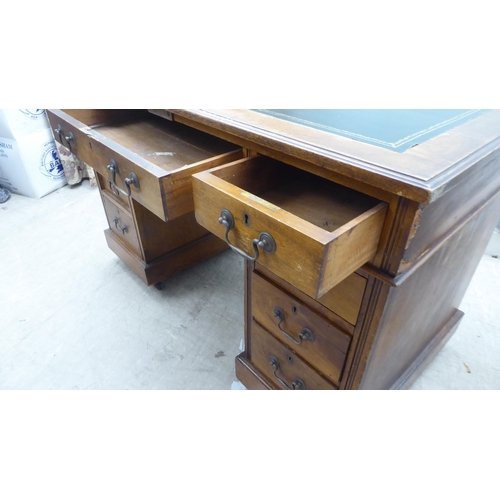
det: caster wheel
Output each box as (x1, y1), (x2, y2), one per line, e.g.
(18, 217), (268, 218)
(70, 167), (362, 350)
(154, 282), (164, 290)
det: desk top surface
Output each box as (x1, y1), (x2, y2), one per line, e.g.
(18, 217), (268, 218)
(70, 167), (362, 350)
(168, 109), (500, 203)
(253, 109), (490, 153)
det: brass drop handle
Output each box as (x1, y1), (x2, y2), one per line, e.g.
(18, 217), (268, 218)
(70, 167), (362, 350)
(218, 208), (276, 262)
(113, 217), (127, 235)
(269, 356), (305, 390)
(273, 307), (315, 345)
(106, 159), (118, 185)
(54, 125), (75, 151)
(54, 125), (63, 142)
(124, 172), (140, 197)
(65, 132), (75, 149)
(109, 182), (121, 197)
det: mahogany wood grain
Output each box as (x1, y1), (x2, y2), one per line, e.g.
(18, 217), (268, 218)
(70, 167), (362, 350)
(131, 200), (211, 262)
(319, 202), (387, 297)
(340, 278), (391, 390)
(235, 355), (273, 390)
(103, 229), (228, 287)
(317, 273), (367, 326)
(391, 310), (464, 390)
(171, 109), (500, 390)
(400, 149), (500, 275)
(162, 149), (244, 220)
(255, 262), (365, 332)
(96, 116), (235, 172)
(249, 321), (337, 390)
(60, 109), (147, 127)
(170, 109), (500, 204)
(104, 229), (150, 285)
(97, 172), (131, 211)
(192, 156), (387, 299)
(378, 197), (421, 277)
(101, 193), (142, 256)
(46, 109), (240, 221)
(171, 112), (402, 272)
(357, 194), (500, 389)
(47, 110), (167, 220)
(251, 272), (350, 385)
(57, 108), (500, 390)
(141, 235), (228, 286)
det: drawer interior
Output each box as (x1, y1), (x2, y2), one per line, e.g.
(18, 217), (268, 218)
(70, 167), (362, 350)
(194, 154), (387, 298)
(60, 109), (238, 173)
(212, 156), (382, 231)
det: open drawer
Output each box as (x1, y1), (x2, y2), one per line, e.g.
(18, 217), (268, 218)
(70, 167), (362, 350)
(46, 109), (243, 221)
(192, 155), (387, 299)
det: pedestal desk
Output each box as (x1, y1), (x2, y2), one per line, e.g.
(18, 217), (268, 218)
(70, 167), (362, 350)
(50, 109), (500, 390)
(46, 110), (242, 289)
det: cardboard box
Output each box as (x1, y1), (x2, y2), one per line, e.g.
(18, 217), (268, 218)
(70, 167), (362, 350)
(0, 128), (67, 198)
(0, 109), (51, 139)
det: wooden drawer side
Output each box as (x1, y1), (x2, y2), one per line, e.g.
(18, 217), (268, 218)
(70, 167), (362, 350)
(193, 169), (327, 297)
(47, 109), (166, 220)
(320, 202), (388, 297)
(47, 109), (243, 221)
(193, 155), (388, 299)
(162, 149), (245, 220)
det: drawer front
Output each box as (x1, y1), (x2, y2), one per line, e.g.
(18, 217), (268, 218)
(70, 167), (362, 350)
(47, 110), (166, 220)
(97, 172), (131, 211)
(255, 262), (367, 328)
(250, 321), (337, 390)
(251, 271), (350, 385)
(101, 194), (141, 256)
(193, 155), (387, 299)
(318, 272), (367, 325)
(47, 109), (244, 222)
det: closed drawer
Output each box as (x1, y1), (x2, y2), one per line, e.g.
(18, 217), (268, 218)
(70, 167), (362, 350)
(193, 155), (387, 299)
(251, 271), (350, 385)
(97, 171), (131, 211)
(101, 193), (141, 255)
(46, 109), (244, 221)
(255, 262), (367, 328)
(249, 321), (337, 390)
(318, 271), (367, 325)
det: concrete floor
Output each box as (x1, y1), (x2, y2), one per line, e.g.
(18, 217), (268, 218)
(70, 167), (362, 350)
(1, 182), (499, 390)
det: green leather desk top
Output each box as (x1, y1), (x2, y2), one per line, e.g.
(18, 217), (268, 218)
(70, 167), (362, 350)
(253, 109), (490, 153)
(167, 109), (500, 202)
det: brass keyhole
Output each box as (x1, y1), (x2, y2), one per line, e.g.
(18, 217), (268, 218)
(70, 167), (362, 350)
(291, 306), (298, 314)
(243, 213), (251, 226)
